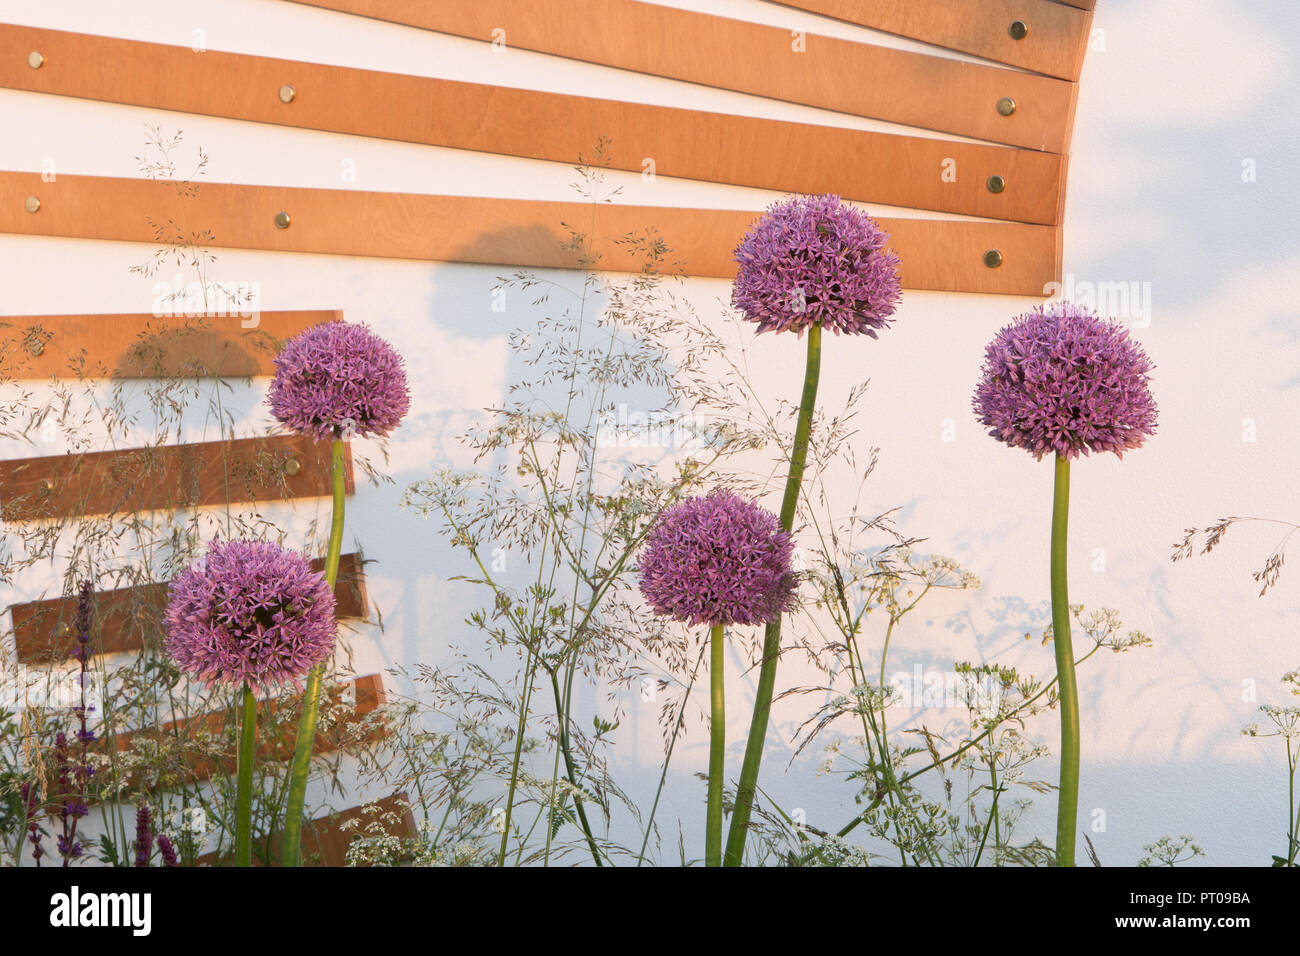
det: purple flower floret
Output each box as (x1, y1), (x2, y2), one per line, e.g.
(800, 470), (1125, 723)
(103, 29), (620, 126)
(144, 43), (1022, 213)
(639, 489), (798, 628)
(732, 194), (901, 337)
(972, 302), (1158, 460)
(268, 321), (410, 441)
(164, 540), (337, 692)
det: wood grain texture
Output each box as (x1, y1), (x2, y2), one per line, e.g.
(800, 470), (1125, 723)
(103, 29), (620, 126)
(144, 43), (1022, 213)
(771, 0), (1095, 79)
(0, 433), (354, 521)
(100, 674), (388, 788)
(0, 310), (341, 380)
(195, 792), (416, 867)
(0, 25), (1065, 222)
(10, 552), (369, 665)
(0, 171), (1062, 296)
(284, 0), (1079, 151)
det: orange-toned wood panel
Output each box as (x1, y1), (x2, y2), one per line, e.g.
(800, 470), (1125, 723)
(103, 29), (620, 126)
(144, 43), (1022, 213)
(103, 674), (388, 788)
(772, 0), (1094, 79)
(0, 310), (340, 380)
(0, 433), (354, 522)
(284, 0), (1078, 152)
(10, 552), (369, 664)
(195, 792), (416, 866)
(0, 25), (1064, 223)
(0, 172), (1061, 296)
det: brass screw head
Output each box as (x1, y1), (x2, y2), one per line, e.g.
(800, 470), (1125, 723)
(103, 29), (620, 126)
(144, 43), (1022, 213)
(987, 175), (1006, 194)
(996, 97), (1017, 117)
(28, 51), (45, 69)
(278, 84), (296, 103)
(24, 195), (41, 213)
(283, 457), (302, 477)
(39, 477), (56, 493)
(983, 249), (1004, 269)
(1009, 21), (1029, 40)
(274, 211), (291, 229)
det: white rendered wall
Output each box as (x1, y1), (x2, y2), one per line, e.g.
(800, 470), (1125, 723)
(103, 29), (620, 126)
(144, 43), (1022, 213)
(0, 0), (1296, 865)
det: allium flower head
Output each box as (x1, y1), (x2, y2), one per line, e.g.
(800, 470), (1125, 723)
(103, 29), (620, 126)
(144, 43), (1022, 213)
(164, 540), (337, 691)
(269, 321), (410, 440)
(639, 489), (798, 628)
(732, 194), (901, 337)
(973, 302), (1158, 460)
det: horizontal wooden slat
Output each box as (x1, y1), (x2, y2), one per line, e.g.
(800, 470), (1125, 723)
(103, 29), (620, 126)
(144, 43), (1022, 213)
(0, 171), (1062, 296)
(195, 792), (416, 867)
(285, 0), (1078, 151)
(103, 674), (388, 788)
(9, 552), (369, 664)
(0, 24), (1064, 222)
(772, 0), (1094, 79)
(0, 433), (354, 522)
(0, 310), (341, 380)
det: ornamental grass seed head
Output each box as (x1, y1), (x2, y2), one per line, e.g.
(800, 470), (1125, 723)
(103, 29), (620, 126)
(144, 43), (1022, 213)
(164, 540), (337, 692)
(269, 321), (410, 441)
(972, 302), (1158, 460)
(639, 489), (798, 628)
(732, 194), (901, 337)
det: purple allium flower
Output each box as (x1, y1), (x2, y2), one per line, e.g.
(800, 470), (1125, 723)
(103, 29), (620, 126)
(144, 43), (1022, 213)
(972, 302), (1158, 461)
(732, 194), (901, 337)
(268, 321), (410, 441)
(639, 489), (798, 628)
(164, 540), (338, 692)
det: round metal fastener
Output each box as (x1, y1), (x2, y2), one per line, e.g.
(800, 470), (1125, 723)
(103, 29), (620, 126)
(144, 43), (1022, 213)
(274, 211), (291, 229)
(278, 84), (296, 103)
(28, 51), (45, 69)
(40, 477), (56, 493)
(24, 195), (41, 213)
(1009, 20), (1029, 40)
(283, 457), (302, 477)
(987, 175), (1006, 194)
(983, 249), (1004, 269)
(996, 97), (1017, 117)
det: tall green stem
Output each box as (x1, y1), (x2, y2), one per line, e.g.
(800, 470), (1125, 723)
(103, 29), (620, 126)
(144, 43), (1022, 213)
(1051, 453), (1079, 867)
(724, 322), (822, 866)
(282, 437), (347, 867)
(235, 684), (257, 867)
(707, 624), (726, 867)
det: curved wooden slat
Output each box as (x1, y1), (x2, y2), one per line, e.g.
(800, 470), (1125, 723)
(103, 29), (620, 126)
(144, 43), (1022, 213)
(0, 310), (341, 380)
(772, 0), (1094, 79)
(0, 433), (354, 522)
(0, 171), (1062, 296)
(9, 552), (369, 664)
(0, 24), (1065, 223)
(284, 0), (1079, 151)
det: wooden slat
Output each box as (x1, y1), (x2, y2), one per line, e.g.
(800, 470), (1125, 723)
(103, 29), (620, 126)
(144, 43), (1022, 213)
(0, 24), (1065, 223)
(103, 674), (388, 787)
(9, 552), (369, 664)
(0, 433), (354, 522)
(195, 792), (416, 867)
(0, 171), (1062, 296)
(772, 0), (1094, 79)
(285, 0), (1078, 151)
(0, 310), (341, 380)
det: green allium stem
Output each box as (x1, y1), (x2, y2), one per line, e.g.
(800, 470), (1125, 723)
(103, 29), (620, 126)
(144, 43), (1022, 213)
(1051, 453), (1079, 867)
(281, 437), (347, 867)
(724, 322), (822, 866)
(707, 623), (726, 867)
(235, 683), (257, 868)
